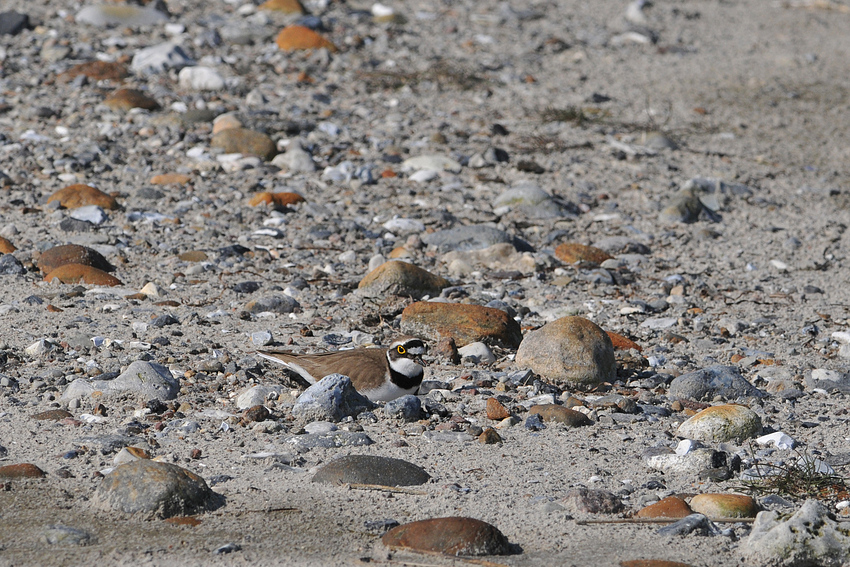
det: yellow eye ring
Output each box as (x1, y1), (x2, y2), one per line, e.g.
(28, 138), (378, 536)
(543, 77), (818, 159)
(397, 345), (406, 354)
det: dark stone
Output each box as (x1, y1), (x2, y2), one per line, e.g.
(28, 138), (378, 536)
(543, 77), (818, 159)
(94, 460), (223, 519)
(312, 455), (430, 486)
(524, 414), (546, 431)
(59, 218), (95, 232)
(0, 254), (25, 275)
(151, 314), (179, 327)
(422, 225), (533, 253)
(233, 281), (260, 294)
(0, 11), (30, 36)
(384, 395), (422, 422)
(382, 517), (510, 556)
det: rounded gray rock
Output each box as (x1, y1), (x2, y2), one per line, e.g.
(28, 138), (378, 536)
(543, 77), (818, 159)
(668, 365), (765, 402)
(312, 455), (430, 486)
(292, 374), (375, 422)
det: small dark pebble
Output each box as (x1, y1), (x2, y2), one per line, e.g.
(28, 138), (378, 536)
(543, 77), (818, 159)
(233, 281), (260, 294)
(214, 543), (241, 555)
(524, 414), (546, 431)
(151, 314), (179, 327)
(364, 519), (399, 535)
(208, 475), (233, 487)
(190, 449), (202, 460)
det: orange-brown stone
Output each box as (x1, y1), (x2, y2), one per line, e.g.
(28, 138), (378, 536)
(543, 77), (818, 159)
(259, 0), (305, 13)
(178, 251), (208, 262)
(359, 261), (449, 299)
(485, 397), (510, 420)
(211, 128), (277, 161)
(0, 236), (15, 254)
(555, 242), (612, 264)
(607, 331), (642, 352)
(635, 496), (693, 519)
(689, 493), (759, 518)
(47, 184), (119, 210)
(275, 25), (338, 52)
(59, 60), (129, 82)
(38, 244), (115, 274)
(400, 302), (523, 348)
(31, 409), (73, 421)
(150, 173), (191, 185)
(248, 192), (305, 207)
(0, 463), (46, 479)
(382, 517), (510, 556)
(104, 88), (159, 111)
(44, 264), (123, 286)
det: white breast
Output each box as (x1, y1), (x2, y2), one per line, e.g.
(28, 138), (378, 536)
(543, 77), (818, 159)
(361, 381), (420, 402)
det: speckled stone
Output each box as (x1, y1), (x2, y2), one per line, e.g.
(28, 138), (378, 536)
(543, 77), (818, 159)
(689, 493), (759, 518)
(358, 261), (450, 299)
(382, 517), (510, 556)
(555, 242), (612, 264)
(676, 404), (762, 443)
(401, 302), (523, 348)
(486, 397), (510, 420)
(515, 316), (616, 386)
(94, 460), (221, 519)
(312, 455), (429, 486)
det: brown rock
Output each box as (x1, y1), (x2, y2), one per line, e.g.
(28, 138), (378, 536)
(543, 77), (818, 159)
(432, 337), (460, 364)
(689, 493), (759, 518)
(359, 261), (450, 299)
(31, 409), (73, 421)
(150, 173), (191, 185)
(635, 496), (693, 519)
(515, 316), (616, 386)
(275, 25), (338, 52)
(620, 561), (693, 567)
(104, 88), (159, 111)
(561, 488), (624, 514)
(382, 517), (510, 556)
(212, 113), (242, 134)
(479, 428), (502, 444)
(59, 60), (129, 83)
(47, 184), (119, 210)
(0, 236), (15, 253)
(248, 191), (306, 207)
(401, 302), (523, 348)
(607, 331), (642, 352)
(0, 463), (46, 479)
(388, 246), (413, 259)
(242, 405), (270, 424)
(211, 128), (276, 161)
(178, 251), (208, 262)
(486, 397), (510, 420)
(555, 242), (612, 264)
(529, 404), (592, 427)
(44, 264), (123, 286)
(38, 244), (115, 274)
(259, 0), (305, 13)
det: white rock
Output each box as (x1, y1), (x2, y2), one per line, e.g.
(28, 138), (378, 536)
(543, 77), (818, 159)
(832, 331), (850, 344)
(770, 259), (789, 271)
(639, 317), (678, 330)
(271, 144), (315, 172)
(178, 66), (225, 91)
(132, 42), (194, 76)
(139, 282), (164, 297)
(402, 155), (462, 173)
(70, 205), (107, 224)
(382, 217), (425, 233)
(76, 4), (167, 26)
(337, 250), (356, 263)
(646, 448), (718, 475)
(458, 342), (496, 364)
(408, 169), (439, 183)
(368, 254), (386, 272)
(251, 331), (273, 347)
(371, 3), (394, 17)
(674, 439), (704, 456)
(756, 431), (797, 450)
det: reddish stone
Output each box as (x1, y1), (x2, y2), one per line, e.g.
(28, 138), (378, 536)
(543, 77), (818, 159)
(359, 261), (450, 299)
(486, 398), (510, 420)
(259, 0), (305, 13)
(150, 173), (191, 185)
(382, 517), (510, 556)
(401, 302), (522, 348)
(44, 264), (123, 286)
(59, 60), (129, 82)
(478, 428), (502, 444)
(0, 236), (15, 253)
(275, 25), (338, 52)
(47, 184), (119, 210)
(104, 88), (159, 111)
(31, 409), (73, 421)
(689, 493), (759, 518)
(555, 242), (612, 264)
(0, 463), (46, 479)
(38, 244), (115, 274)
(248, 192), (306, 207)
(635, 496), (692, 519)
(607, 331), (642, 352)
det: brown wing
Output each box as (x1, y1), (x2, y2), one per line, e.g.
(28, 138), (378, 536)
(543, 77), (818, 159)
(258, 348), (388, 388)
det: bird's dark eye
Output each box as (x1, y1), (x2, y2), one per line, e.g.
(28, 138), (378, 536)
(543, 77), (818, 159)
(397, 345), (406, 354)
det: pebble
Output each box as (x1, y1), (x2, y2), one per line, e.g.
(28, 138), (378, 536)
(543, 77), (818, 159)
(479, 428), (502, 444)
(0, 254), (25, 275)
(486, 398), (510, 420)
(689, 494), (759, 518)
(41, 525), (92, 546)
(61, 360), (180, 401)
(0, 11), (29, 35)
(384, 395), (422, 421)
(561, 488), (624, 514)
(423, 225), (532, 253)
(211, 128), (277, 161)
(402, 155), (462, 173)
(554, 242), (613, 264)
(70, 205), (108, 225)
(178, 66), (226, 91)
(244, 295), (300, 314)
(32, 409), (73, 421)
(292, 374), (375, 422)
(656, 514), (720, 537)
(645, 448), (724, 475)
(47, 184), (118, 210)
(0, 236), (15, 253)
(259, 0), (306, 13)
(529, 404), (592, 427)
(76, 4), (167, 27)
(357, 261), (450, 299)
(275, 25), (337, 52)
(59, 61), (129, 82)
(442, 243), (537, 276)
(312, 455), (429, 486)
(668, 365), (766, 401)
(636, 496), (693, 519)
(131, 42), (195, 76)
(515, 316), (616, 386)
(38, 244), (114, 275)
(743, 500), (850, 566)
(677, 404), (762, 443)
(400, 302), (523, 348)
(44, 265), (122, 286)
(94, 460), (221, 519)
(104, 89), (159, 112)
(0, 463), (46, 479)
(457, 342), (496, 364)
(382, 517), (510, 556)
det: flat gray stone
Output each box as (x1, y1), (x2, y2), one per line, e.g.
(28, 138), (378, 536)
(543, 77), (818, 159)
(131, 42), (194, 76)
(668, 365), (766, 401)
(61, 360), (180, 401)
(244, 294), (300, 314)
(94, 460), (222, 519)
(422, 225), (533, 253)
(312, 455), (430, 486)
(41, 525), (92, 546)
(76, 4), (167, 27)
(383, 395), (422, 421)
(292, 374), (375, 422)
(284, 431), (374, 451)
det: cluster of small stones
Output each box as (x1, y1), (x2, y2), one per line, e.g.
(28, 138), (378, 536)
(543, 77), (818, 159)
(0, 0), (849, 565)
